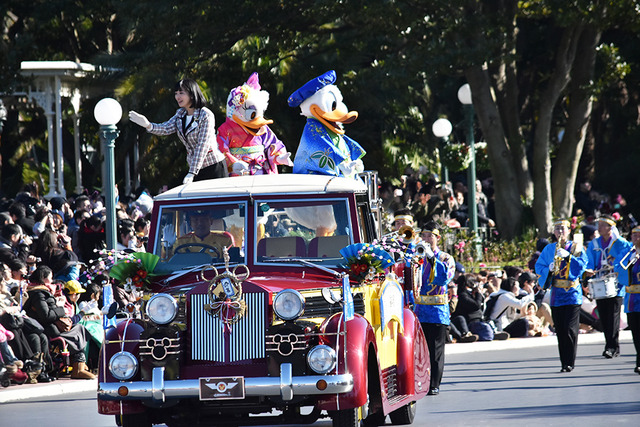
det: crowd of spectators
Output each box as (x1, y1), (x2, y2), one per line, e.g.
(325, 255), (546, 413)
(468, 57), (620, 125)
(380, 171), (496, 231)
(0, 183), (153, 387)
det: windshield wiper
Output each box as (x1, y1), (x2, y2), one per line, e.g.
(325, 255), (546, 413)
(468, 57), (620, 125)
(264, 258), (344, 278)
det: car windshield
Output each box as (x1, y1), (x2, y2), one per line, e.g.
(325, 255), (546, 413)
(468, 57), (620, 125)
(255, 198), (352, 267)
(152, 202), (246, 274)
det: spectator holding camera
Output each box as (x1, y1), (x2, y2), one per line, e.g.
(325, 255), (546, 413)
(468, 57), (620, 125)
(33, 229), (79, 282)
(487, 277), (535, 336)
(0, 223), (35, 266)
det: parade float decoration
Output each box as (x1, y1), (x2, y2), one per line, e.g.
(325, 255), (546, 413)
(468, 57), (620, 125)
(288, 70), (366, 179)
(217, 72), (293, 176)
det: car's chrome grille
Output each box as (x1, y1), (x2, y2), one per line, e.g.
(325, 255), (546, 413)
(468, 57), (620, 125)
(190, 292), (266, 362)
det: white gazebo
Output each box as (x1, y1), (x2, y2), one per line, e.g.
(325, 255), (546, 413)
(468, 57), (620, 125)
(19, 61), (97, 198)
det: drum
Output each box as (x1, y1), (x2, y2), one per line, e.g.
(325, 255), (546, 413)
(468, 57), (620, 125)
(588, 274), (618, 299)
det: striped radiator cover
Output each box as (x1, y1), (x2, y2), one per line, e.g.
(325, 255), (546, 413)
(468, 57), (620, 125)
(190, 292), (266, 362)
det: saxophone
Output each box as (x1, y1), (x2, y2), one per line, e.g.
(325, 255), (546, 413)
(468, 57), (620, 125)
(551, 235), (567, 274)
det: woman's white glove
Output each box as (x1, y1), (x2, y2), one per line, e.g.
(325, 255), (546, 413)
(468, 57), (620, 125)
(129, 111), (151, 130)
(183, 173), (195, 184)
(557, 248), (570, 258)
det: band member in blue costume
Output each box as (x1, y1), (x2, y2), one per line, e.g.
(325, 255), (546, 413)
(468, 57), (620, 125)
(614, 226), (640, 374)
(413, 221), (455, 395)
(584, 215), (629, 359)
(535, 219), (588, 372)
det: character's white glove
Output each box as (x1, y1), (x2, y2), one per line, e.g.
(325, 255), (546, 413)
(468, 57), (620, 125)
(183, 173), (195, 184)
(276, 152), (294, 167)
(338, 159), (365, 177)
(162, 224), (176, 248)
(423, 244), (434, 260)
(232, 161), (249, 175)
(549, 262), (555, 272)
(353, 159), (364, 174)
(557, 248), (570, 258)
(129, 111), (151, 130)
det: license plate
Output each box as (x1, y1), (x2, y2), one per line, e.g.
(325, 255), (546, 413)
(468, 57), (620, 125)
(199, 377), (245, 400)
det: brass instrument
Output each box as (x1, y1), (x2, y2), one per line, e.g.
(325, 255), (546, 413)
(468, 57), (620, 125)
(397, 225), (417, 245)
(551, 236), (567, 274)
(383, 225), (418, 245)
(415, 241), (429, 257)
(620, 246), (640, 270)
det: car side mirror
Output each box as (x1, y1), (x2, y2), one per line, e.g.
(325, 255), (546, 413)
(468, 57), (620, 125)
(106, 302), (118, 319)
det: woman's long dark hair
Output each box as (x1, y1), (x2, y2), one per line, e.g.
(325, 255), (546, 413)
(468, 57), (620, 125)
(174, 78), (207, 109)
(33, 229), (59, 258)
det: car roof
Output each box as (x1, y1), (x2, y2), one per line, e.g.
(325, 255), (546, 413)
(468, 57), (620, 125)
(154, 174), (368, 201)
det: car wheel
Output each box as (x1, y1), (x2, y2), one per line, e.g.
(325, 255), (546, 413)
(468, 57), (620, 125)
(389, 401), (417, 425)
(331, 407), (360, 427)
(116, 412), (152, 427)
(363, 410), (386, 426)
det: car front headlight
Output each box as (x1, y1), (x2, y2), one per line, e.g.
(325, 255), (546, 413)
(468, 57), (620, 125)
(109, 351), (138, 380)
(307, 345), (336, 374)
(145, 293), (178, 325)
(273, 289), (305, 321)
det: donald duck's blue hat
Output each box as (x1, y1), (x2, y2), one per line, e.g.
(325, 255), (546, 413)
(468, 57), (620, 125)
(287, 70), (336, 107)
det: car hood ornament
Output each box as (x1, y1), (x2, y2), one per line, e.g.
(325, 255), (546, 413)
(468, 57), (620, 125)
(202, 248), (250, 327)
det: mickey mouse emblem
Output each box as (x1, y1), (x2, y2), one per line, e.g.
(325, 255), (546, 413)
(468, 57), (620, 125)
(202, 247), (250, 326)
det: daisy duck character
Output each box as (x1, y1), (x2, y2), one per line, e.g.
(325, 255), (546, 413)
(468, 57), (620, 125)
(287, 70), (365, 179)
(217, 72), (293, 176)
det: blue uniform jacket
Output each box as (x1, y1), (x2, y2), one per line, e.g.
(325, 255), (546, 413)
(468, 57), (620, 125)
(535, 241), (588, 307)
(414, 249), (455, 325)
(586, 235), (629, 297)
(613, 241), (640, 313)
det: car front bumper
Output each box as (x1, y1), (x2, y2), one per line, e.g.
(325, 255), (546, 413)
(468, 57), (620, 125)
(98, 363), (353, 404)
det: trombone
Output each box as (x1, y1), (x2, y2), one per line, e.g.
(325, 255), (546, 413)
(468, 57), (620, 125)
(620, 246), (640, 270)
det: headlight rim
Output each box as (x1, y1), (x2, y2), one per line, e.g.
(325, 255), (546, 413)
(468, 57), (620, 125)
(307, 344), (337, 374)
(145, 293), (178, 325)
(273, 289), (305, 321)
(108, 351), (138, 380)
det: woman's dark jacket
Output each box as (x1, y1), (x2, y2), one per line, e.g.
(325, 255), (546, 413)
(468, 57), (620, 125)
(22, 285), (66, 338)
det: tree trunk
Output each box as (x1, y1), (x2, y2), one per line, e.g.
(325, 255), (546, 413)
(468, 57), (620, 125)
(552, 26), (601, 219)
(465, 66), (523, 239)
(492, 12), (534, 203)
(532, 24), (583, 236)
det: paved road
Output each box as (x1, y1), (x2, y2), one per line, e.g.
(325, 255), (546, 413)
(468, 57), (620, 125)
(1, 332), (638, 426)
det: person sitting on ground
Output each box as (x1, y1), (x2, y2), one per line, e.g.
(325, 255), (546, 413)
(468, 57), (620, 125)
(450, 275), (480, 342)
(454, 274), (509, 341)
(22, 266), (95, 379)
(519, 301), (549, 337)
(487, 277), (535, 337)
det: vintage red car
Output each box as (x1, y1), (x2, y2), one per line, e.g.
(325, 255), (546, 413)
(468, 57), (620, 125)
(97, 173), (430, 426)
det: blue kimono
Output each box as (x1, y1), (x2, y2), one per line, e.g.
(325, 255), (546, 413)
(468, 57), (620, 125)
(535, 241), (588, 307)
(292, 118), (365, 177)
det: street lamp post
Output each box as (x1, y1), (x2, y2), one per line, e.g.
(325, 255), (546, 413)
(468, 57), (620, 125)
(94, 98), (122, 251)
(457, 84), (482, 260)
(432, 118), (452, 184)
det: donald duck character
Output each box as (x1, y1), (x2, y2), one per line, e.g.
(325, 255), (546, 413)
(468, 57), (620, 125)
(217, 72), (293, 176)
(288, 70), (366, 179)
